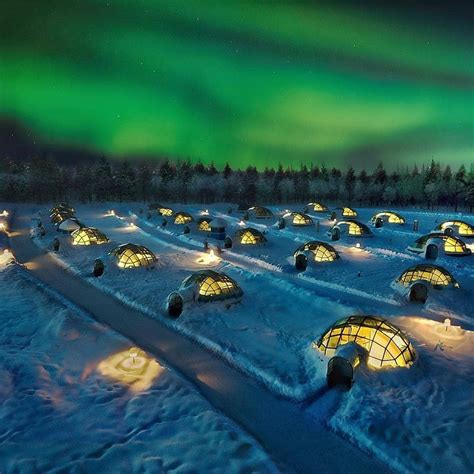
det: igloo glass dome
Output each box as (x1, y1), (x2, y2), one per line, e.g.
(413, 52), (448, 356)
(315, 315), (415, 369)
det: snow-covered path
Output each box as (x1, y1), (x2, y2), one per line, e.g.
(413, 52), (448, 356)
(9, 211), (389, 474)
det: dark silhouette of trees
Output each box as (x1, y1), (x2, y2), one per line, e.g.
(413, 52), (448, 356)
(0, 155), (471, 212)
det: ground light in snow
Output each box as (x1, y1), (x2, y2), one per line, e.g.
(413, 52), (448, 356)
(97, 346), (164, 392)
(344, 244), (370, 258)
(0, 249), (15, 266)
(0, 210), (8, 217)
(444, 318), (451, 332)
(196, 249), (220, 265)
(399, 316), (471, 353)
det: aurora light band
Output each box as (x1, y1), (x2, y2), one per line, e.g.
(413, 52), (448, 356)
(1, 0), (472, 169)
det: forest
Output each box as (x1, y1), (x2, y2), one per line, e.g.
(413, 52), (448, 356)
(1, 157), (473, 211)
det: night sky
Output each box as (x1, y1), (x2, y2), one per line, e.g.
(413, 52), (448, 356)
(1, 1), (473, 169)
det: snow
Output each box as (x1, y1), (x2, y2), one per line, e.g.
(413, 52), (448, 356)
(0, 262), (277, 472)
(26, 202), (474, 473)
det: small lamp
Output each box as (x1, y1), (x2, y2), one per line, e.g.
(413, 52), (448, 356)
(444, 318), (451, 332)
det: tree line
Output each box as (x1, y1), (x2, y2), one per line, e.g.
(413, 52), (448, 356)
(1, 156), (473, 211)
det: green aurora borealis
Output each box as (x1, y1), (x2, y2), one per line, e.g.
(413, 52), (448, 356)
(1, 0), (473, 169)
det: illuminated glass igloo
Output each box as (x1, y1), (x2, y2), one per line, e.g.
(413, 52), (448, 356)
(71, 227), (109, 246)
(408, 233), (471, 256)
(283, 212), (313, 227)
(149, 203), (174, 216)
(174, 212), (194, 224)
(314, 315), (415, 369)
(370, 211), (405, 225)
(50, 207), (75, 225)
(51, 203), (75, 214)
(395, 264), (459, 289)
(294, 241), (339, 263)
(197, 217), (212, 232)
(433, 220), (473, 238)
(341, 207), (357, 217)
(236, 227), (267, 245)
(180, 270), (243, 302)
(330, 207), (358, 219)
(330, 220), (372, 237)
(109, 243), (157, 268)
(248, 206), (274, 219)
(307, 202), (328, 212)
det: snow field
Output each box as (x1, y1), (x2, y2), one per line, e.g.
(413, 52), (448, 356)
(29, 202), (474, 473)
(0, 261), (278, 473)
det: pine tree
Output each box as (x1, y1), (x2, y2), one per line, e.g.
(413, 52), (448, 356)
(75, 165), (93, 203)
(223, 162), (232, 179)
(373, 162), (387, 184)
(94, 157), (114, 201)
(242, 166), (258, 204)
(136, 163), (153, 202)
(320, 163), (329, 181)
(454, 165), (467, 212)
(310, 164), (320, 179)
(464, 165), (474, 212)
(193, 161), (206, 175)
(159, 159), (175, 182)
(294, 165), (309, 202)
(207, 162), (218, 176)
(345, 167), (356, 203)
(114, 161), (136, 202)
